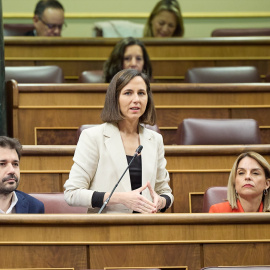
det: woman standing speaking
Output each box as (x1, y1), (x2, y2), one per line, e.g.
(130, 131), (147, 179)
(64, 69), (173, 213)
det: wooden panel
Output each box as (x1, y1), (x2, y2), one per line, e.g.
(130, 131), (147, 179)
(36, 128), (77, 145)
(189, 193), (204, 213)
(172, 172), (229, 213)
(61, 173), (70, 189)
(1, 214), (270, 270)
(5, 37), (270, 82)
(159, 129), (176, 145)
(34, 126), (270, 146)
(19, 173), (62, 193)
(156, 108), (230, 127)
(16, 145), (270, 213)
(104, 266), (188, 270)
(231, 108), (270, 124)
(260, 128), (270, 144)
(2, 214), (270, 242)
(17, 109), (103, 144)
(89, 245), (200, 270)
(37, 60), (104, 78)
(106, 268), (186, 270)
(20, 153), (74, 171)
(19, 91), (106, 106)
(0, 246), (87, 270)
(8, 82), (270, 145)
(204, 243), (270, 266)
(0, 269), (73, 270)
(17, 108), (270, 145)
(165, 153), (238, 171)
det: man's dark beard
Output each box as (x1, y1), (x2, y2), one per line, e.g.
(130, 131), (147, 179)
(0, 175), (19, 195)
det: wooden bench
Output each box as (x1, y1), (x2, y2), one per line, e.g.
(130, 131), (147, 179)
(7, 80), (270, 145)
(19, 144), (270, 213)
(5, 36), (270, 83)
(1, 214), (270, 270)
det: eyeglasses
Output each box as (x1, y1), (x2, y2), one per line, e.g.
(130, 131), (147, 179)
(39, 16), (67, 31)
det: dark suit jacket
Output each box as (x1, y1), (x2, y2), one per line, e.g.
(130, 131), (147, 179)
(15, 190), (44, 213)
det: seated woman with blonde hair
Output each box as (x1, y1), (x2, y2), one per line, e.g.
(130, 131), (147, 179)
(144, 0), (184, 38)
(209, 151), (270, 213)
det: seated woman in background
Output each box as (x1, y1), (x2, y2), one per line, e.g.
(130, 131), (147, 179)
(209, 152), (270, 213)
(103, 37), (152, 83)
(64, 69), (173, 213)
(144, 0), (184, 38)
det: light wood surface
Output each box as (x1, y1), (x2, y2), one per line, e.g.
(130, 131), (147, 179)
(7, 81), (270, 145)
(4, 37), (270, 82)
(1, 214), (270, 270)
(18, 144), (270, 213)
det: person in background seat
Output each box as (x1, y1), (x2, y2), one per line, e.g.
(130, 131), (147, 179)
(144, 0), (184, 38)
(103, 37), (152, 83)
(0, 136), (44, 214)
(25, 0), (65, 36)
(209, 152), (270, 212)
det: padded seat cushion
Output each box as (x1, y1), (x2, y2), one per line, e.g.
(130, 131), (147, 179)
(29, 193), (88, 213)
(5, 66), (64, 83)
(79, 70), (103, 83)
(176, 118), (261, 145)
(202, 186), (227, 213)
(4, 23), (34, 36)
(212, 28), (270, 37)
(185, 66), (260, 83)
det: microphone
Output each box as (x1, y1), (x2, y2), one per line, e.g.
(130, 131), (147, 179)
(98, 145), (143, 214)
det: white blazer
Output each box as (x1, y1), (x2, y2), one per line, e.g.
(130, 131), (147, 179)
(64, 123), (174, 213)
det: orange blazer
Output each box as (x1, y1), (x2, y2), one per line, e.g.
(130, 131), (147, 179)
(209, 199), (263, 213)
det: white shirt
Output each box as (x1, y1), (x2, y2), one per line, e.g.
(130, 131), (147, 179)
(0, 191), (18, 214)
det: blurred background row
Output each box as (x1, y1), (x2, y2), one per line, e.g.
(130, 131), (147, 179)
(3, 0), (270, 38)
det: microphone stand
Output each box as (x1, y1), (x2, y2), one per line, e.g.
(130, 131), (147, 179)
(98, 145), (143, 214)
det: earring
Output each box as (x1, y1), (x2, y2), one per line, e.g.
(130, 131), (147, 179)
(264, 189), (268, 196)
(235, 190), (238, 197)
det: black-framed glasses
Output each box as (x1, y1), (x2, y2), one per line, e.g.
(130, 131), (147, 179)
(39, 16), (67, 30)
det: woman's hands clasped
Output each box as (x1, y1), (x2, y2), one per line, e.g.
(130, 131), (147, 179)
(119, 181), (165, 213)
(147, 181), (166, 212)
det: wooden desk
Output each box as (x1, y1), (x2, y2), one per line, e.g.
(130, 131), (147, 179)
(1, 214), (270, 270)
(7, 81), (270, 145)
(19, 144), (270, 213)
(4, 37), (270, 83)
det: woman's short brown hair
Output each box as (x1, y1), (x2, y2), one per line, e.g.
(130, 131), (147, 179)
(101, 69), (156, 125)
(227, 151), (270, 212)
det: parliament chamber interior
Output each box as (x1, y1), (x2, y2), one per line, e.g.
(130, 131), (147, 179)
(1, 0), (270, 270)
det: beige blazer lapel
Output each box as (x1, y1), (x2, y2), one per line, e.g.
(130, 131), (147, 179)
(139, 126), (156, 188)
(103, 123), (132, 192)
